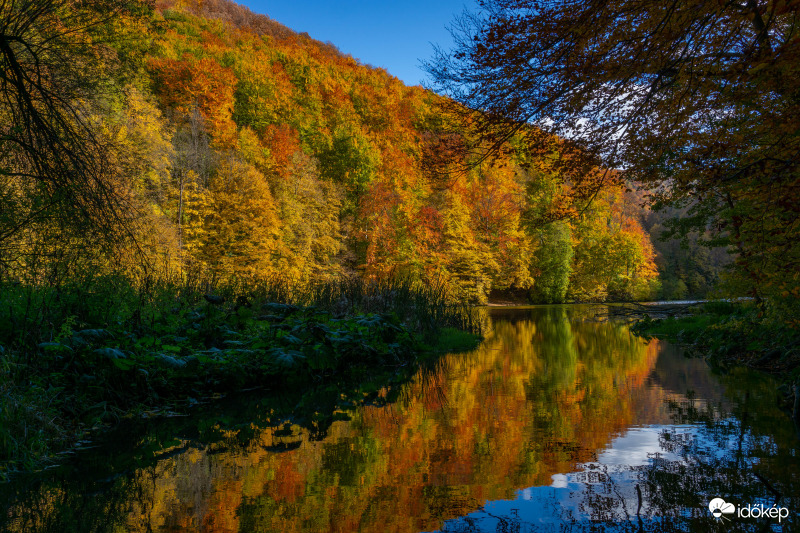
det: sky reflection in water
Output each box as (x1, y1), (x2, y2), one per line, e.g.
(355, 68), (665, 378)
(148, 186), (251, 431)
(436, 422), (790, 532)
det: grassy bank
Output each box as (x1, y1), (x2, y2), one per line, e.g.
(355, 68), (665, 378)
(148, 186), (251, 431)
(632, 300), (800, 406)
(0, 274), (480, 480)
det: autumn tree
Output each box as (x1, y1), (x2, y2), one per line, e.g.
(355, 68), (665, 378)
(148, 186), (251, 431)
(438, 189), (498, 304)
(99, 86), (180, 270)
(103, 0), (666, 302)
(0, 0), (153, 268)
(149, 55), (238, 145)
(272, 152), (343, 281)
(426, 0), (800, 303)
(183, 156), (280, 279)
(568, 188), (659, 302)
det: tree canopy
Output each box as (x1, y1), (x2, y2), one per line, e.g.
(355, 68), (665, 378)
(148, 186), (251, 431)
(426, 0), (800, 302)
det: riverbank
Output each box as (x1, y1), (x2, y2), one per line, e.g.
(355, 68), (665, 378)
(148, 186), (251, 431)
(631, 300), (800, 413)
(0, 276), (480, 481)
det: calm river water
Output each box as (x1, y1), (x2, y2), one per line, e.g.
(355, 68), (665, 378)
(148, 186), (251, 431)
(3, 306), (799, 532)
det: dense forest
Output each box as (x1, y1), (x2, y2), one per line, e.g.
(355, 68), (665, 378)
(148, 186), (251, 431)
(1, 0), (662, 305)
(3, 0), (797, 484)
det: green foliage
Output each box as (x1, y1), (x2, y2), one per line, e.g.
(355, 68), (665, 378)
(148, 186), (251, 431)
(423, 327), (482, 354)
(633, 301), (800, 383)
(530, 221), (573, 303)
(317, 127), (380, 213)
(642, 204), (731, 300)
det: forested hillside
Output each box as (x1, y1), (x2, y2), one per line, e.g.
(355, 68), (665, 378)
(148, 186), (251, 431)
(1, 0), (659, 305)
(147, 0), (662, 303)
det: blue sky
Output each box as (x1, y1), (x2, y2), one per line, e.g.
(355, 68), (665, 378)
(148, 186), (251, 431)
(236, 1), (475, 86)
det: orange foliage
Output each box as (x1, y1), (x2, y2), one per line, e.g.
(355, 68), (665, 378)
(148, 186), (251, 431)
(262, 124), (301, 176)
(148, 55), (237, 145)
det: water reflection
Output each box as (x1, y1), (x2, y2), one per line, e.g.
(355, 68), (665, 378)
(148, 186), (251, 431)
(437, 419), (794, 532)
(3, 306), (798, 532)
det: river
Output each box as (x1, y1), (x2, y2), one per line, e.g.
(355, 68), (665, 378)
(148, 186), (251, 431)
(2, 306), (798, 532)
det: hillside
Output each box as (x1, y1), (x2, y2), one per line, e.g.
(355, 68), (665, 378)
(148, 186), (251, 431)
(1, 0), (659, 304)
(139, 0), (658, 303)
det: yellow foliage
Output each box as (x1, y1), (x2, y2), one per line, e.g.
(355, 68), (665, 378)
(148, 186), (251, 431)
(184, 158), (280, 279)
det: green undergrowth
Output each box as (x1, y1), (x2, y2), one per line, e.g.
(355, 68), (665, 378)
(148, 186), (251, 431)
(0, 274), (480, 480)
(632, 300), (800, 383)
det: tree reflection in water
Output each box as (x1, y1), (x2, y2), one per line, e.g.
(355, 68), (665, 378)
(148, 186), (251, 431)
(2, 307), (798, 533)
